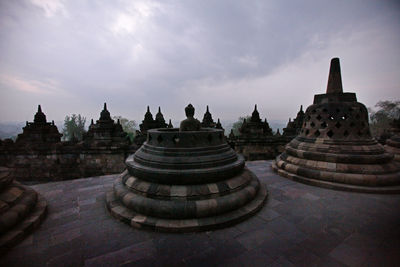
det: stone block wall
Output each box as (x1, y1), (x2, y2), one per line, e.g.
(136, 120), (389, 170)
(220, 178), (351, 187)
(0, 142), (136, 183)
(232, 136), (293, 161)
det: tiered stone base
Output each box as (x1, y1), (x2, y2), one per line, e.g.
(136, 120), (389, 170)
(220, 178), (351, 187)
(106, 169), (267, 232)
(272, 138), (400, 194)
(385, 135), (400, 162)
(0, 168), (47, 254)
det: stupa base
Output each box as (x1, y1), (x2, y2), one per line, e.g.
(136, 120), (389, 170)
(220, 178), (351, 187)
(271, 162), (400, 194)
(0, 184), (47, 254)
(106, 183), (267, 232)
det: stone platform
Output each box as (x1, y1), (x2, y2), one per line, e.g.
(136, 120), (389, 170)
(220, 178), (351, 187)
(1, 161), (399, 266)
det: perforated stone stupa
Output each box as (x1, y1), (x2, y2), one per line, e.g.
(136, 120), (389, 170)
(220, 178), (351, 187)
(106, 104), (267, 232)
(272, 58), (400, 193)
(0, 167), (47, 253)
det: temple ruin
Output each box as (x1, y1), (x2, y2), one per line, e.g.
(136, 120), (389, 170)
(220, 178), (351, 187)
(0, 104), (136, 182)
(272, 58), (400, 193)
(106, 104), (267, 232)
(229, 105), (296, 160)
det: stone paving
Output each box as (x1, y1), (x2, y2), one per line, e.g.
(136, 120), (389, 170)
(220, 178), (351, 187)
(1, 160), (399, 266)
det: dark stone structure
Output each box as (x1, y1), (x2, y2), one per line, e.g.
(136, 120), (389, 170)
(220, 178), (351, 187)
(0, 104), (136, 182)
(167, 119), (173, 128)
(84, 103), (130, 147)
(230, 105), (289, 160)
(179, 104), (201, 131)
(0, 167), (47, 253)
(385, 118), (400, 162)
(201, 105), (216, 128)
(272, 58), (400, 193)
(134, 106), (169, 145)
(106, 104), (267, 232)
(239, 105), (273, 138)
(16, 105), (62, 144)
(283, 105), (305, 137)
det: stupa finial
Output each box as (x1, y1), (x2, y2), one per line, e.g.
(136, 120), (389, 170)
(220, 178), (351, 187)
(104, 102), (107, 110)
(38, 105), (42, 112)
(326, 57), (343, 94)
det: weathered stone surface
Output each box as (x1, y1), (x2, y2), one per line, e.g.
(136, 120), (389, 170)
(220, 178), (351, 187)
(272, 58), (400, 193)
(0, 167), (47, 254)
(2, 161), (400, 266)
(106, 105), (268, 232)
(0, 104), (137, 182)
(385, 118), (400, 162)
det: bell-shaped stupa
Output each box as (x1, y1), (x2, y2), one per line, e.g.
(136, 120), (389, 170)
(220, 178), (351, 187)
(106, 104), (267, 232)
(272, 58), (400, 193)
(0, 167), (47, 253)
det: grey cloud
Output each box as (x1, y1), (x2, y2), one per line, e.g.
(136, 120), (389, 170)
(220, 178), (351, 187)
(0, 0), (399, 123)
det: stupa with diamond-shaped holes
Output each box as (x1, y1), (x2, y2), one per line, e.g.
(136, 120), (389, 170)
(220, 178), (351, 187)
(272, 58), (400, 193)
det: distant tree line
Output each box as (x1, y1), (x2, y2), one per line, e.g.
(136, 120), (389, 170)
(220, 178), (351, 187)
(368, 100), (400, 138)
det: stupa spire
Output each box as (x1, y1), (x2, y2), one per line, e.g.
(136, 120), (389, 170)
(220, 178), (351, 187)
(100, 102), (111, 121)
(326, 57), (343, 94)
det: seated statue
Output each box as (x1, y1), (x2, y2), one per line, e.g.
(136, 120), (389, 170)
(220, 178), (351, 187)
(180, 104), (201, 131)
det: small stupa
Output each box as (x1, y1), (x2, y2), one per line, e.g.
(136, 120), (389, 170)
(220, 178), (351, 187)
(385, 118), (400, 162)
(272, 58), (400, 193)
(239, 105), (273, 138)
(134, 106), (169, 145)
(201, 105), (216, 128)
(283, 105), (305, 137)
(84, 103), (129, 147)
(106, 104), (267, 232)
(16, 105), (62, 144)
(0, 167), (47, 253)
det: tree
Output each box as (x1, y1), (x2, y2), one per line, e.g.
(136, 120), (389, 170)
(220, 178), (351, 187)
(369, 100), (400, 137)
(231, 116), (251, 136)
(62, 114), (86, 141)
(113, 116), (137, 142)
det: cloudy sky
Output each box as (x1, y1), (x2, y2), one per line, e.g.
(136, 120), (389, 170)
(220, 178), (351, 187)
(1, 0), (399, 125)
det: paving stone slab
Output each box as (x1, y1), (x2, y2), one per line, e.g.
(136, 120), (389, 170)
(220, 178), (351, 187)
(1, 161), (399, 266)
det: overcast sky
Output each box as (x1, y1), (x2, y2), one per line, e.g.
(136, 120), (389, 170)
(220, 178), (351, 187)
(1, 0), (399, 124)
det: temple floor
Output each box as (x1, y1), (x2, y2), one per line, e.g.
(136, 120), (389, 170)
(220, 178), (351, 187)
(1, 160), (399, 267)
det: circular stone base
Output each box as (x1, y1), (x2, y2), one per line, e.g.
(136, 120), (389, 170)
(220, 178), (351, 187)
(0, 190), (47, 254)
(271, 162), (400, 194)
(106, 183), (268, 232)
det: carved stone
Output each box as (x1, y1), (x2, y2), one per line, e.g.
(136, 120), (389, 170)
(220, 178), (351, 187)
(106, 105), (267, 232)
(272, 58), (400, 193)
(0, 167), (47, 253)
